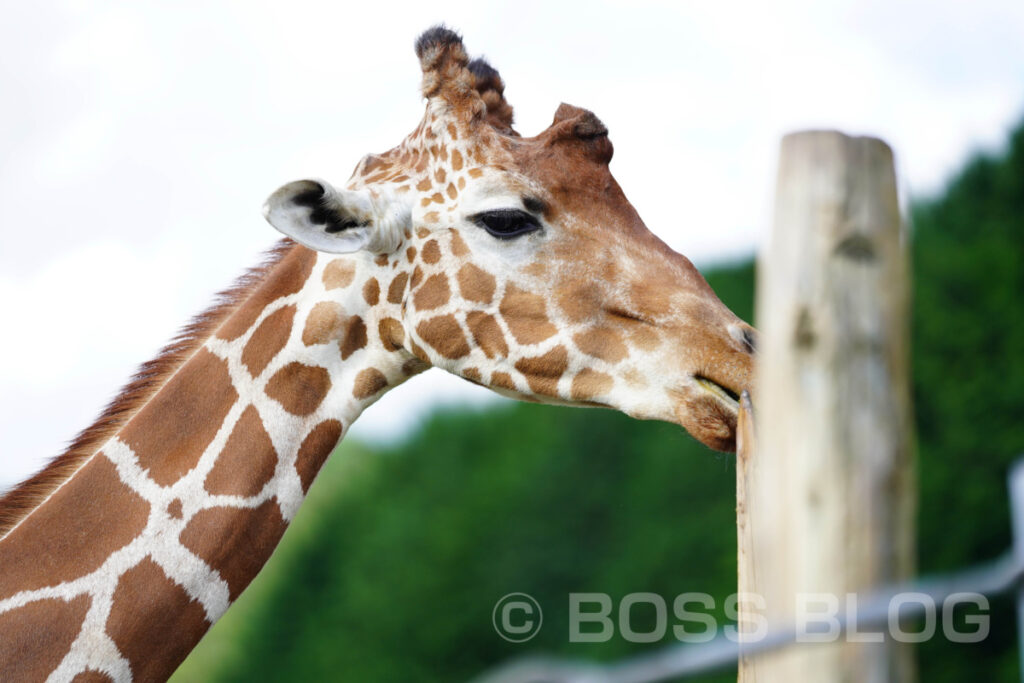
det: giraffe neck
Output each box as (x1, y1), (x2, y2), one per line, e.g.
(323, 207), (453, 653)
(0, 243), (416, 681)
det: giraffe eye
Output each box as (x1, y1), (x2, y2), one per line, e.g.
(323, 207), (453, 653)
(472, 209), (541, 239)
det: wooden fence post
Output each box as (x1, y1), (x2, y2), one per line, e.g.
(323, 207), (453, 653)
(738, 131), (916, 682)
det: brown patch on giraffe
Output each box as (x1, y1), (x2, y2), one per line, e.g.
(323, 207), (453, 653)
(571, 369), (614, 401)
(265, 363), (331, 416)
(457, 263), (496, 303)
(430, 192), (444, 204)
(353, 368), (389, 400)
(302, 301), (345, 346)
(168, 498), (183, 519)
(466, 311), (508, 359)
(387, 272), (409, 304)
(415, 227), (430, 238)
(628, 326), (661, 351)
(295, 420), (343, 493)
(410, 265), (424, 288)
(500, 284), (558, 345)
(179, 502), (288, 603)
(468, 167), (483, 178)
(523, 262), (547, 278)
(424, 211), (440, 224)
(446, 122), (459, 139)
(422, 239), (441, 264)
(629, 281), (672, 317)
(204, 406), (277, 497)
(242, 304), (296, 377)
(218, 245), (315, 341)
(406, 246), (417, 262)
(0, 595), (91, 682)
(322, 259), (356, 290)
(623, 368), (648, 388)
(361, 154), (387, 175)
(449, 229), (469, 257)
(413, 273), (451, 310)
(491, 371), (516, 391)
(416, 315), (470, 359)
(106, 557), (209, 681)
(462, 367), (482, 383)
(416, 177), (432, 192)
(123, 348), (237, 486)
(363, 277), (380, 305)
(72, 671), (114, 683)
(446, 182), (458, 199)
(451, 148), (464, 170)
(339, 316), (368, 360)
(557, 283), (603, 323)
(600, 258), (620, 281)
(514, 346), (569, 396)
(374, 254), (389, 267)
(434, 167), (447, 184)
(458, 176), (466, 190)
(573, 327), (628, 363)
(379, 317), (406, 351)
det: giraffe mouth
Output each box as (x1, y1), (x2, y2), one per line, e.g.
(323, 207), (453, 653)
(693, 375), (741, 411)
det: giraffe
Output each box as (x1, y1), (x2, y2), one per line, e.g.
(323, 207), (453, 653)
(0, 27), (756, 681)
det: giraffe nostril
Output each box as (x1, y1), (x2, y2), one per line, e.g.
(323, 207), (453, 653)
(743, 328), (758, 354)
(729, 324), (758, 354)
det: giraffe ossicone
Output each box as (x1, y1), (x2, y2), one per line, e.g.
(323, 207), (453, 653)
(0, 26), (755, 681)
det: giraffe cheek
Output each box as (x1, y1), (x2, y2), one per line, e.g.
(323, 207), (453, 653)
(500, 285), (558, 345)
(456, 262), (496, 304)
(415, 315), (471, 360)
(513, 346), (569, 397)
(465, 312), (508, 360)
(572, 327), (628, 363)
(412, 274), (451, 311)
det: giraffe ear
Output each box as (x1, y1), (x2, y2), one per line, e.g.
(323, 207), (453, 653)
(263, 179), (384, 254)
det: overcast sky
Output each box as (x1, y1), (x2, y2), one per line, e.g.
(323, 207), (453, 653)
(2, 0), (1022, 488)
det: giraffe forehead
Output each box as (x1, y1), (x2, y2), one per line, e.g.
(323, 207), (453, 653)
(455, 171), (540, 211)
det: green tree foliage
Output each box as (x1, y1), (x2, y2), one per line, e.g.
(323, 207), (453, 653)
(175, 118), (1023, 682)
(912, 120), (1024, 681)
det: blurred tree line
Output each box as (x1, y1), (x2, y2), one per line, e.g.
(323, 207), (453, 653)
(174, 117), (1024, 682)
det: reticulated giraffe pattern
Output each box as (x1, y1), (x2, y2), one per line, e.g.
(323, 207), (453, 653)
(0, 26), (756, 682)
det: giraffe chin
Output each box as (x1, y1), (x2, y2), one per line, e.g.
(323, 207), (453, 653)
(672, 380), (741, 453)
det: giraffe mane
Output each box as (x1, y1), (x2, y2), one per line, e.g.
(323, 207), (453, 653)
(0, 239), (297, 538)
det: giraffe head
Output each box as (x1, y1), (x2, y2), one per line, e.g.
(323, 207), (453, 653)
(264, 27), (756, 452)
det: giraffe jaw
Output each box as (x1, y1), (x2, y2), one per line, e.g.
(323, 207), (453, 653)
(667, 375), (744, 452)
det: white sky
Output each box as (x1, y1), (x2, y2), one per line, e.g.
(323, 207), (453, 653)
(2, 0), (1022, 488)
